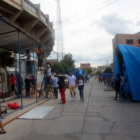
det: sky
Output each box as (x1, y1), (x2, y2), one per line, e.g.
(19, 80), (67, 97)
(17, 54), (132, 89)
(30, 0), (140, 67)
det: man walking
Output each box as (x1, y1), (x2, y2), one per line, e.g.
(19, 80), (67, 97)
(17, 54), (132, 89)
(68, 72), (76, 98)
(114, 74), (120, 100)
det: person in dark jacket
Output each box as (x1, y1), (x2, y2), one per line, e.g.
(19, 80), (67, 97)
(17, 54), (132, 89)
(114, 74), (120, 100)
(58, 76), (66, 104)
(25, 76), (31, 97)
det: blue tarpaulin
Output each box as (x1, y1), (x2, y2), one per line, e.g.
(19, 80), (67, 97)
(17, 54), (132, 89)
(102, 73), (112, 78)
(114, 44), (140, 101)
(68, 68), (86, 83)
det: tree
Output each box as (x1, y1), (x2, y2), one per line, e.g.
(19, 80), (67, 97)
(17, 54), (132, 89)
(0, 49), (15, 68)
(96, 71), (102, 76)
(103, 67), (112, 73)
(51, 53), (75, 74)
(51, 62), (59, 73)
(61, 54), (75, 69)
(85, 68), (92, 75)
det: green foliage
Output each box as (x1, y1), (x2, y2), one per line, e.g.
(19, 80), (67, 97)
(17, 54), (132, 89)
(61, 54), (75, 69)
(51, 53), (75, 74)
(0, 49), (15, 68)
(51, 62), (58, 73)
(96, 71), (102, 75)
(104, 67), (113, 73)
(85, 68), (92, 74)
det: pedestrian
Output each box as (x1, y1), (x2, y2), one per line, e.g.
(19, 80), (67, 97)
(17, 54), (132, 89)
(68, 72), (76, 98)
(9, 73), (15, 96)
(36, 47), (43, 71)
(44, 64), (52, 98)
(87, 74), (90, 82)
(31, 75), (36, 96)
(26, 50), (31, 74)
(25, 75), (31, 97)
(52, 74), (58, 99)
(114, 74), (120, 100)
(77, 75), (84, 101)
(58, 76), (66, 104)
(17, 73), (23, 97)
(0, 104), (6, 134)
(0, 117), (6, 134)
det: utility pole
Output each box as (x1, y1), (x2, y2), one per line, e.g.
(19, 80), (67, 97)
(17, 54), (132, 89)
(56, 0), (64, 60)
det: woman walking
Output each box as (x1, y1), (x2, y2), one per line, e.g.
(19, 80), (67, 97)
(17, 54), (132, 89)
(77, 75), (84, 101)
(58, 76), (66, 104)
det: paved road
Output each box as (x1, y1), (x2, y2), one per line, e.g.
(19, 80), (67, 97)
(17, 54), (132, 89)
(1, 78), (140, 140)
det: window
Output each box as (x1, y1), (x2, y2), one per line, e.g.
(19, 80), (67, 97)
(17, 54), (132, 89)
(126, 39), (133, 44)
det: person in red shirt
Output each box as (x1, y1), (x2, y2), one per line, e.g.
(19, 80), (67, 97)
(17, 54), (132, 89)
(36, 47), (43, 71)
(10, 74), (15, 96)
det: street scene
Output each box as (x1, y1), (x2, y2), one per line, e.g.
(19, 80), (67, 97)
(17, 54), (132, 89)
(0, 0), (140, 140)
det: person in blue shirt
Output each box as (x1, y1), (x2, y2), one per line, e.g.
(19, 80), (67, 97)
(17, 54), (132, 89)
(52, 74), (59, 99)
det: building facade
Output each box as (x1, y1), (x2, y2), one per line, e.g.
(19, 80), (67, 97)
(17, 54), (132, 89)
(112, 33), (140, 53)
(80, 63), (91, 70)
(96, 65), (107, 73)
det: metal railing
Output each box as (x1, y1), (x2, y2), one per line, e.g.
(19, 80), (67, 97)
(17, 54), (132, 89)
(24, 1), (38, 15)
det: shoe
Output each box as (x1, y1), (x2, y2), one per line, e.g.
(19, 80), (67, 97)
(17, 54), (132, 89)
(0, 131), (6, 134)
(113, 98), (117, 100)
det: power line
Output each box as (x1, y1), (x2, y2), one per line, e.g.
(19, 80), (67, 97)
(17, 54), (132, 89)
(70, 0), (115, 21)
(64, 0), (118, 26)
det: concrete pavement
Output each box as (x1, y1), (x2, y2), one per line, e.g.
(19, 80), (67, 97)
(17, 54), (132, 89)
(1, 78), (140, 140)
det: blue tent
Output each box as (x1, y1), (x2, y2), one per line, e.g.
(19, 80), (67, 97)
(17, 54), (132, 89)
(67, 68), (86, 83)
(102, 73), (112, 78)
(114, 44), (140, 101)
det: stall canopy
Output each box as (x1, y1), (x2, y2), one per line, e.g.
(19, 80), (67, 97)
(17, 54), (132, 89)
(114, 44), (140, 101)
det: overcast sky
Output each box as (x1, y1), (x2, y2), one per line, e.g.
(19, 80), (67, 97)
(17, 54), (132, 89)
(31, 0), (140, 67)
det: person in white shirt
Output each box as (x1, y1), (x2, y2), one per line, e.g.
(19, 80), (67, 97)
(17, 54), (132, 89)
(52, 74), (59, 99)
(77, 75), (84, 101)
(68, 72), (76, 98)
(44, 64), (52, 98)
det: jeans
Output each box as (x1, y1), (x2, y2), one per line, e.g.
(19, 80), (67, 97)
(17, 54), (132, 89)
(53, 87), (58, 98)
(78, 85), (84, 99)
(45, 88), (48, 98)
(26, 86), (30, 97)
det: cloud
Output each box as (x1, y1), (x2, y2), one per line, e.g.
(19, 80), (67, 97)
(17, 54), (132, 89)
(73, 52), (113, 67)
(136, 21), (140, 26)
(94, 13), (133, 35)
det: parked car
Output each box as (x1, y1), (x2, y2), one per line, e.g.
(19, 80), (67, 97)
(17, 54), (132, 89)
(58, 74), (69, 88)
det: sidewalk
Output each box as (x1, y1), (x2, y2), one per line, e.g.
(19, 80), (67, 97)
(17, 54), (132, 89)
(2, 96), (49, 125)
(0, 73), (45, 125)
